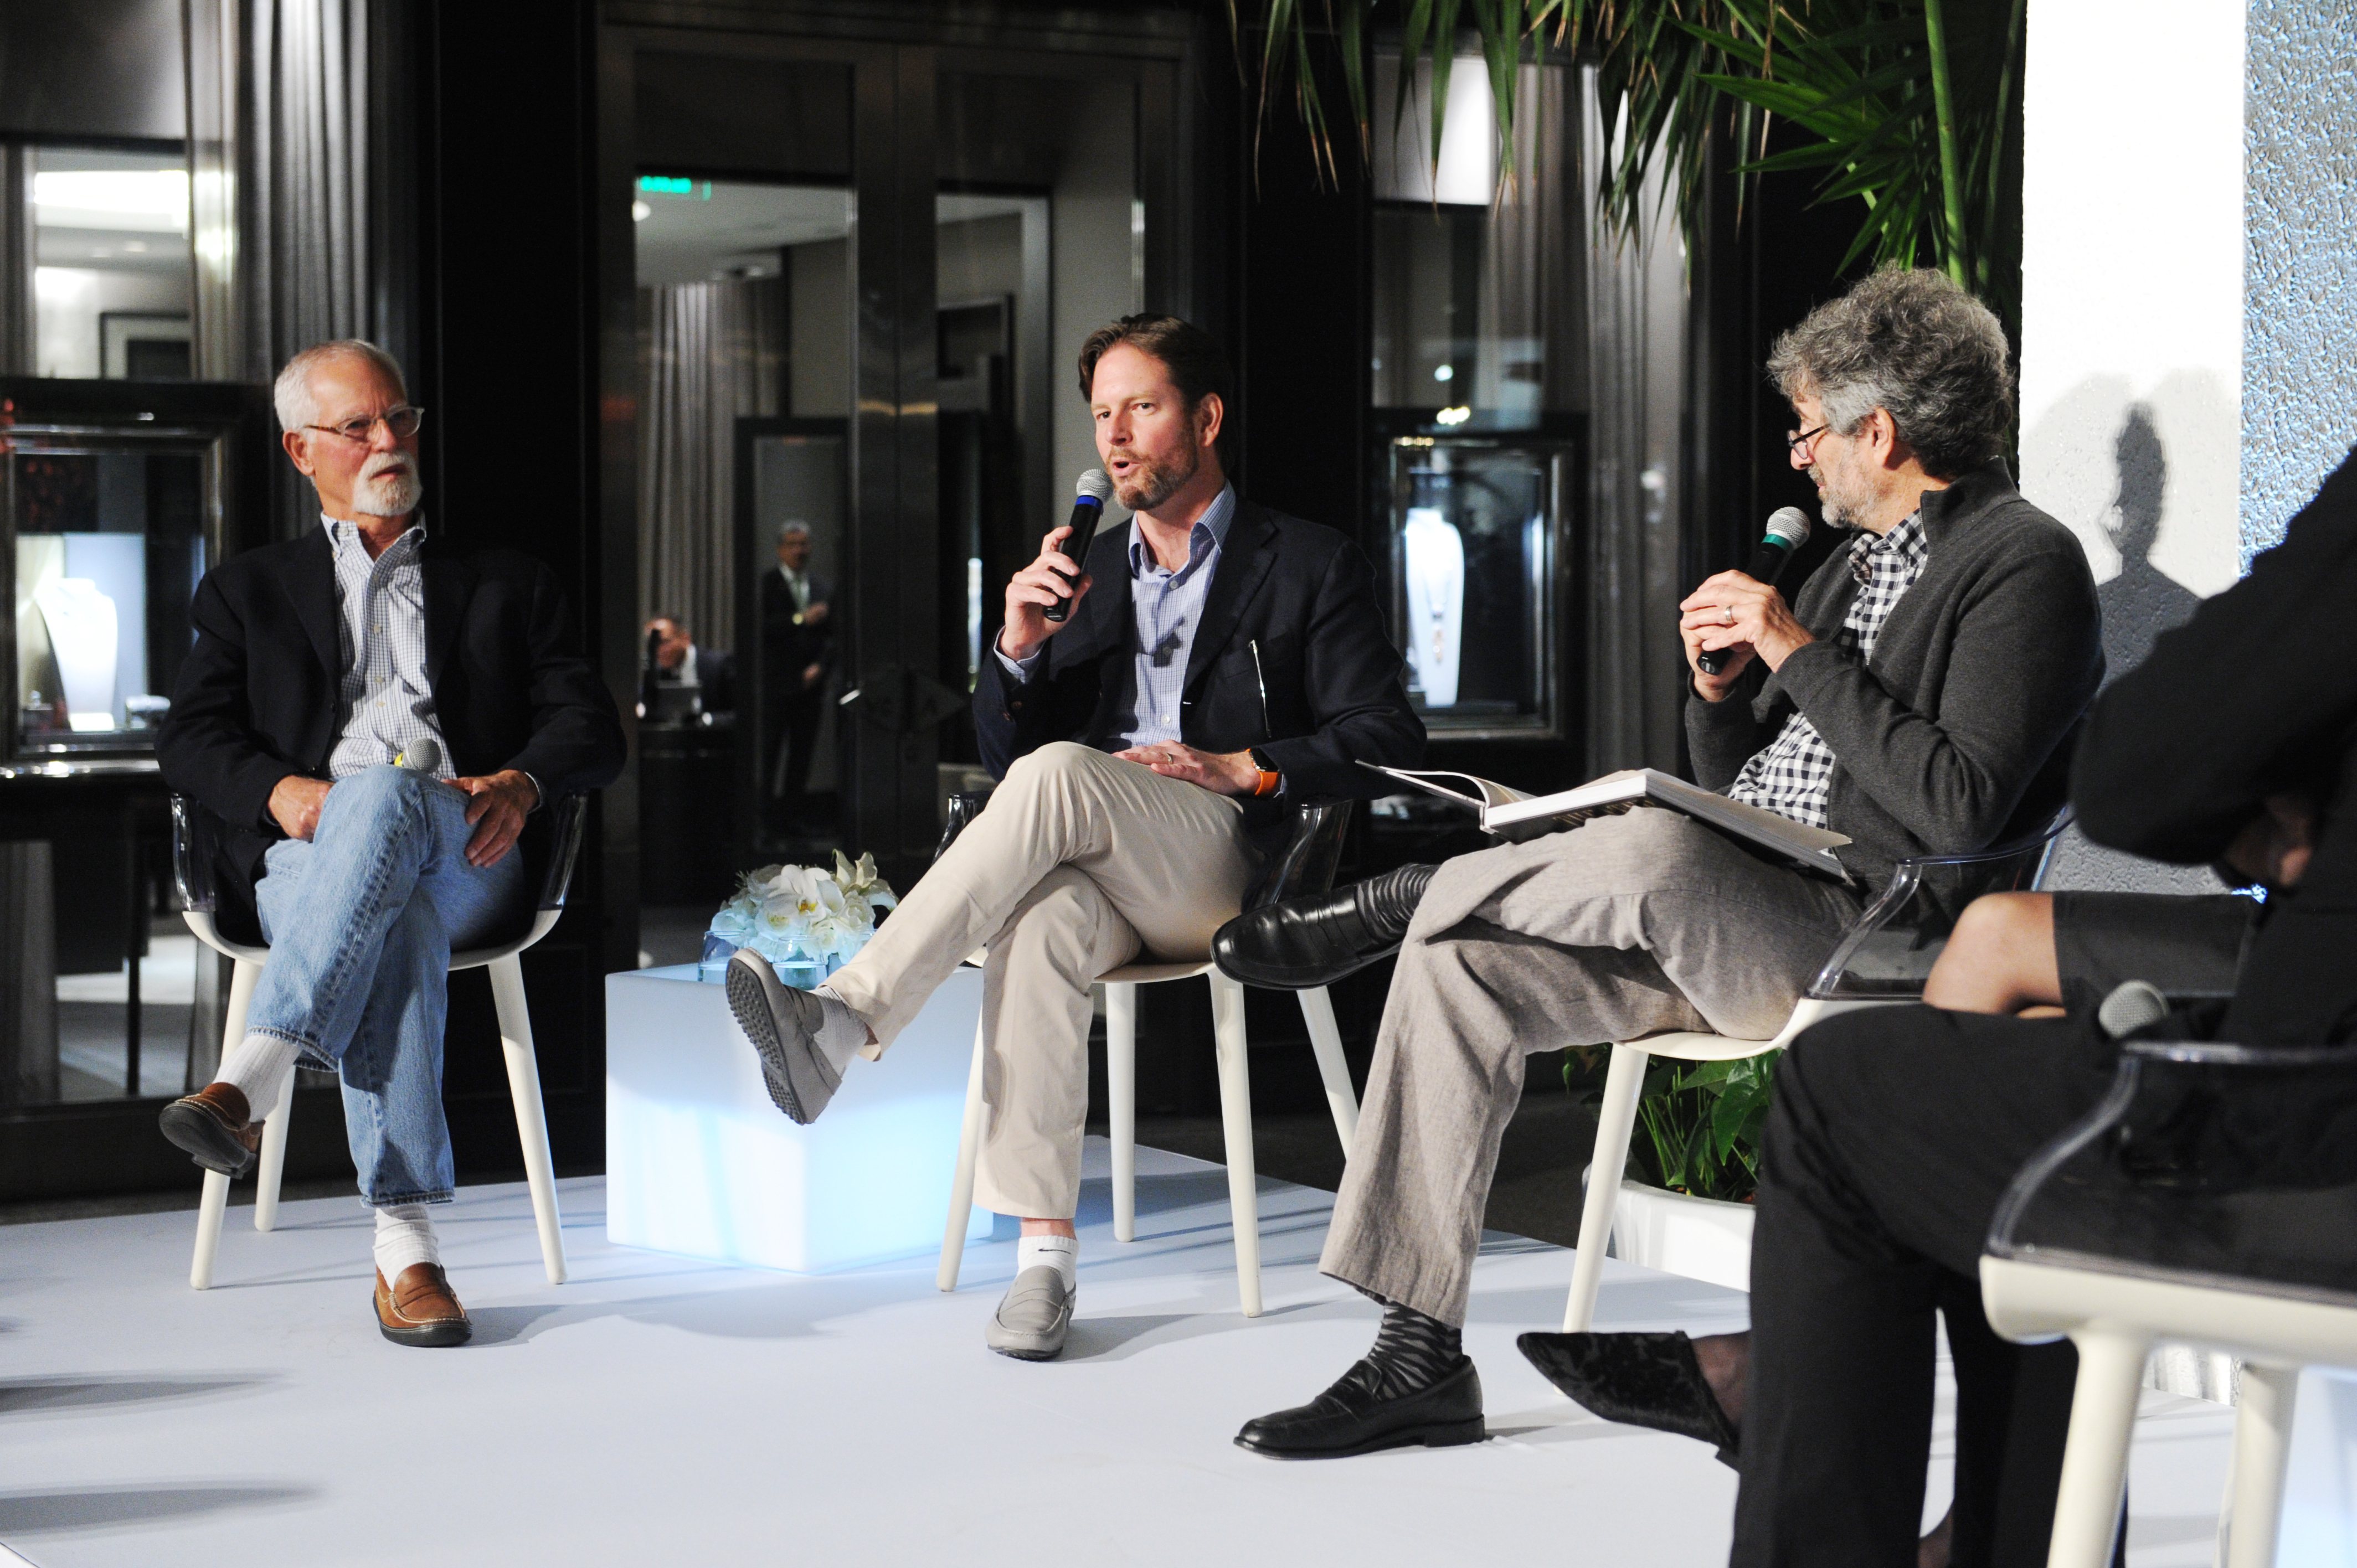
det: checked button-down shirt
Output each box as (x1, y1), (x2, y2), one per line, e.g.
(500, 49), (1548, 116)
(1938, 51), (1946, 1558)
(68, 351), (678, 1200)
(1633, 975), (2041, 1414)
(323, 515), (456, 782)
(1725, 510), (1929, 830)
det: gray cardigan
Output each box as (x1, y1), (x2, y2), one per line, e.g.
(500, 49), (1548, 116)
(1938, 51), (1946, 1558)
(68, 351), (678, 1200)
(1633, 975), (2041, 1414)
(1686, 461), (2104, 889)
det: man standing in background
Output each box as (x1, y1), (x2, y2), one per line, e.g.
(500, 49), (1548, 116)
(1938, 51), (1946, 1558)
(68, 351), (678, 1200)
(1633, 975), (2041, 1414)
(760, 521), (833, 828)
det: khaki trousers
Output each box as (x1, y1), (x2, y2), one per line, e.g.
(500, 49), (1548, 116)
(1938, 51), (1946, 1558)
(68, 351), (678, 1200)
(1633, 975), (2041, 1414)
(824, 742), (1258, 1218)
(1318, 807), (1864, 1324)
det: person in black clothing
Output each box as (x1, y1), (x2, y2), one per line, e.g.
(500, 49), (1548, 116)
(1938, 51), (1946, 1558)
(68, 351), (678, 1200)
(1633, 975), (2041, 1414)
(644, 613), (736, 716)
(722, 314), (1422, 1363)
(1526, 443), (2357, 1565)
(152, 340), (624, 1347)
(759, 522), (834, 821)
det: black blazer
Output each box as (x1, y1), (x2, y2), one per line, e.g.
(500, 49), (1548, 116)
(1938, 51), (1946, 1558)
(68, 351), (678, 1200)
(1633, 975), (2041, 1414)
(971, 498), (1423, 852)
(680, 646), (736, 714)
(759, 567), (836, 690)
(158, 527), (626, 895)
(2075, 442), (2357, 1046)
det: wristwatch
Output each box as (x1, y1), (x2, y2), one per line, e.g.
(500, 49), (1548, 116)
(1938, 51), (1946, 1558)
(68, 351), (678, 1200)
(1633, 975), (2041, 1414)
(1248, 746), (1281, 798)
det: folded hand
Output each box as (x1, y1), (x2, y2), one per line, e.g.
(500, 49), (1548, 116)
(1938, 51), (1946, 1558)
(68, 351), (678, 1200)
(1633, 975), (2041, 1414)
(450, 770), (538, 868)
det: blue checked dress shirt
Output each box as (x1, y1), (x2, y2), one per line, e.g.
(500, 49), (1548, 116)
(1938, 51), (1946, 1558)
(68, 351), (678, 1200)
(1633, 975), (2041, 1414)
(998, 484), (1238, 750)
(1726, 511), (1930, 829)
(323, 515), (456, 782)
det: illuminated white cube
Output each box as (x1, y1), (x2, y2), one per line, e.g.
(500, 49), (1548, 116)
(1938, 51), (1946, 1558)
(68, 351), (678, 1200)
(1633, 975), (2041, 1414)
(605, 963), (991, 1273)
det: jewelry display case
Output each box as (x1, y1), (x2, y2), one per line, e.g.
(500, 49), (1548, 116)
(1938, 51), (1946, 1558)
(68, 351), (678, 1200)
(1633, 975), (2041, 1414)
(1382, 432), (1579, 740)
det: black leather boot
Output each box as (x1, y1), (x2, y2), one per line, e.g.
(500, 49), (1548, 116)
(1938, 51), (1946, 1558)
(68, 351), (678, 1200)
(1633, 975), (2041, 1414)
(1211, 863), (1439, 990)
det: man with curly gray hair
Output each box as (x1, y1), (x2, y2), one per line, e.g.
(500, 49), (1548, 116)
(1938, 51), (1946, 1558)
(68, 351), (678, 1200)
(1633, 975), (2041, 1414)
(1222, 267), (2106, 1466)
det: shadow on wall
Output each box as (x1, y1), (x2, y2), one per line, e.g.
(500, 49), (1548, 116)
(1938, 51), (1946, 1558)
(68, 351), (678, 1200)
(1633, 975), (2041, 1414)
(2099, 404), (2203, 675)
(2023, 376), (2237, 897)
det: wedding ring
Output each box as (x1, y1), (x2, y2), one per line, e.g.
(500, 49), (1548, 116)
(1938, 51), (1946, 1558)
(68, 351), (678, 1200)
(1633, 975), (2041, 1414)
(1723, 605), (1737, 626)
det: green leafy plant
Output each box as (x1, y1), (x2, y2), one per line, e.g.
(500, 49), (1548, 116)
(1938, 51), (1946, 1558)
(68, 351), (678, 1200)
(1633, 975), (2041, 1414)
(1564, 1044), (1777, 1202)
(1229, 0), (2026, 329)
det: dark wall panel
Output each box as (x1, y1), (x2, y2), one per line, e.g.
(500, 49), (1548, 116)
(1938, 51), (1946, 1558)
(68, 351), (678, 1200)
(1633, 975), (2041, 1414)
(0, 0), (183, 143)
(417, 3), (625, 1178)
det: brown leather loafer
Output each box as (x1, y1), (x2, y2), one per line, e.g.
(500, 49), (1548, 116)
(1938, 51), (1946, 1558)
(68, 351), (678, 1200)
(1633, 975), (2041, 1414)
(158, 1082), (265, 1177)
(374, 1264), (472, 1348)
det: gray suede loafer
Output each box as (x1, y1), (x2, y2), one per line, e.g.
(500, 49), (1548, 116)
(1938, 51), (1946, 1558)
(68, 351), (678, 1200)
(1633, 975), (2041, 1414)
(724, 948), (842, 1125)
(984, 1266), (1074, 1360)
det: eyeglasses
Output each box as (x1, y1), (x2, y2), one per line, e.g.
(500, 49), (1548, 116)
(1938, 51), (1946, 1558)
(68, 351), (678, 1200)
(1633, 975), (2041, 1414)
(304, 406), (425, 443)
(1772, 422), (1829, 460)
(1785, 423), (1829, 459)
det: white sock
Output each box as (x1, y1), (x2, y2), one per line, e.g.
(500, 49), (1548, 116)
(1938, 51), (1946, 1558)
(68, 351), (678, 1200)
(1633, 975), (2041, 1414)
(373, 1204), (440, 1282)
(1015, 1233), (1078, 1290)
(215, 1031), (302, 1121)
(810, 986), (874, 1075)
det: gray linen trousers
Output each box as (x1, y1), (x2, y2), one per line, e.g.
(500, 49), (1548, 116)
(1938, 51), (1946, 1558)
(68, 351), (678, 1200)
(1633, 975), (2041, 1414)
(1320, 462), (2107, 1324)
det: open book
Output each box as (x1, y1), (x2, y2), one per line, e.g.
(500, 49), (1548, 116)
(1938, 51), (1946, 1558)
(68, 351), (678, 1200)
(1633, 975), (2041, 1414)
(1361, 763), (1853, 883)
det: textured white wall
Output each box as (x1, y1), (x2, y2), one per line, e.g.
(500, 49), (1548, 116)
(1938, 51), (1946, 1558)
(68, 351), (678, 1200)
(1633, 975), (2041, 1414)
(2241, 0), (2357, 563)
(2020, 0), (2246, 894)
(2019, 0), (2246, 631)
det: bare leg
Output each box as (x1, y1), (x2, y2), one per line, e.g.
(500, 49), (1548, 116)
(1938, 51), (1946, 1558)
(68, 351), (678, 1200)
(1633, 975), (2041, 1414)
(1922, 893), (2064, 1016)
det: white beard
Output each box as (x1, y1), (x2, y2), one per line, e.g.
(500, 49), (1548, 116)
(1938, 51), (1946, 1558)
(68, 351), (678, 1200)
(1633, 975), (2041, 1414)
(351, 455), (424, 517)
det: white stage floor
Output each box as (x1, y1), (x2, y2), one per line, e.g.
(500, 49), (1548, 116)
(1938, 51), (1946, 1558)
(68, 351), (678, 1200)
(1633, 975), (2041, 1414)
(0, 1141), (2232, 1567)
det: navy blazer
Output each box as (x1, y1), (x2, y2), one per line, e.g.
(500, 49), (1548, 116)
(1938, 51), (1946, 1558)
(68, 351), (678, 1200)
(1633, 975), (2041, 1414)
(971, 498), (1424, 853)
(158, 527), (626, 897)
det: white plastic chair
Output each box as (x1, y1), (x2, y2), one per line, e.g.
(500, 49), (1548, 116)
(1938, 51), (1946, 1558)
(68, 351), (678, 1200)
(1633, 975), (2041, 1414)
(933, 798), (1361, 1317)
(169, 793), (588, 1291)
(1560, 809), (2073, 1330)
(1981, 1041), (2357, 1568)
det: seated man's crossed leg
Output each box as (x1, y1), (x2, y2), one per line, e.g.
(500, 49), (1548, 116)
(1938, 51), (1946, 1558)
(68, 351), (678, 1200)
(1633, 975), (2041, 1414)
(1234, 805), (1861, 1456)
(727, 741), (1256, 1354)
(162, 765), (527, 1345)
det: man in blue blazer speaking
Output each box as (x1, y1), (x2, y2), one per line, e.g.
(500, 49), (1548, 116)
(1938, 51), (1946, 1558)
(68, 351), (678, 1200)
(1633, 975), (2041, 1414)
(727, 314), (1423, 1359)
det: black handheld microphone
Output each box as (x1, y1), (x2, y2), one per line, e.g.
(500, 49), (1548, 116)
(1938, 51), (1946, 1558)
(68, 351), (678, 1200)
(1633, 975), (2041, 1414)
(1042, 468), (1113, 625)
(1697, 506), (1813, 676)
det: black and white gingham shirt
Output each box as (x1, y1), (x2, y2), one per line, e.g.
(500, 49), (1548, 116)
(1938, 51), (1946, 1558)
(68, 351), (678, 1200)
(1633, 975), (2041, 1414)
(1726, 513), (1929, 829)
(324, 515), (456, 781)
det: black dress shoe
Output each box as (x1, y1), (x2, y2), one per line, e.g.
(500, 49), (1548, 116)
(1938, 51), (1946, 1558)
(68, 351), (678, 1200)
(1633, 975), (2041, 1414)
(1234, 1357), (1484, 1459)
(1212, 863), (1439, 990)
(1517, 1330), (1740, 1468)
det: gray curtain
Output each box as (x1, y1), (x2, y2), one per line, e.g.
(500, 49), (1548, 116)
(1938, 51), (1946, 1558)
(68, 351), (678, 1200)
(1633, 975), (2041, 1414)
(187, 0), (418, 538)
(636, 279), (784, 656)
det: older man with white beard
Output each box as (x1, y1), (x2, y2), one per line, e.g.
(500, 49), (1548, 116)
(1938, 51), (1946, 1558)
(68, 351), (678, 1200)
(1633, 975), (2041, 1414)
(156, 340), (624, 1347)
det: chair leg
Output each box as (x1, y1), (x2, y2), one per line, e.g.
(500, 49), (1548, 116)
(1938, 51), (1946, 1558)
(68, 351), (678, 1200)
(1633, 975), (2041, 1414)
(1295, 986), (1358, 1157)
(1562, 1042), (1648, 1332)
(252, 1062), (296, 1232)
(1107, 982), (1139, 1242)
(488, 956), (567, 1286)
(2046, 1331), (2149, 1568)
(938, 1012), (989, 1293)
(1208, 972), (1262, 1317)
(2221, 1361), (2299, 1568)
(189, 958), (259, 1291)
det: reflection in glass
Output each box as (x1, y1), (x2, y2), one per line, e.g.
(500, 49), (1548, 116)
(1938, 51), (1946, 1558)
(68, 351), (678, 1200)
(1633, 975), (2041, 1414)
(1368, 56), (1581, 430)
(10, 446), (207, 754)
(1387, 437), (1570, 735)
(32, 147), (194, 380)
(635, 171), (854, 871)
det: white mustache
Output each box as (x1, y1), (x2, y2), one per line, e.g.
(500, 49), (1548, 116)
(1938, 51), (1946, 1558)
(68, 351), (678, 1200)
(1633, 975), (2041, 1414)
(361, 453), (411, 481)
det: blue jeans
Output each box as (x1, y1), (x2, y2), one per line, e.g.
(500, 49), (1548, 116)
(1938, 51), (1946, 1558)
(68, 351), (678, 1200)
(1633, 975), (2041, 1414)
(250, 765), (527, 1207)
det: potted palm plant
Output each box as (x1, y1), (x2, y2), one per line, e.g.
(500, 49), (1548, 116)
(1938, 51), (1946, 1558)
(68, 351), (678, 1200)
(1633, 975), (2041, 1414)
(1230, 0), (2028, 332)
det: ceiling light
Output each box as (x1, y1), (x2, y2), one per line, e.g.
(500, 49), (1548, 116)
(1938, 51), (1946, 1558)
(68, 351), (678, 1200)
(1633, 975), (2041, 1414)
(1435, 406), (1471, 426)
(1433, 364), (1454, 383)
(33, 169), (188, 231)
(632, 200), (651, 223)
